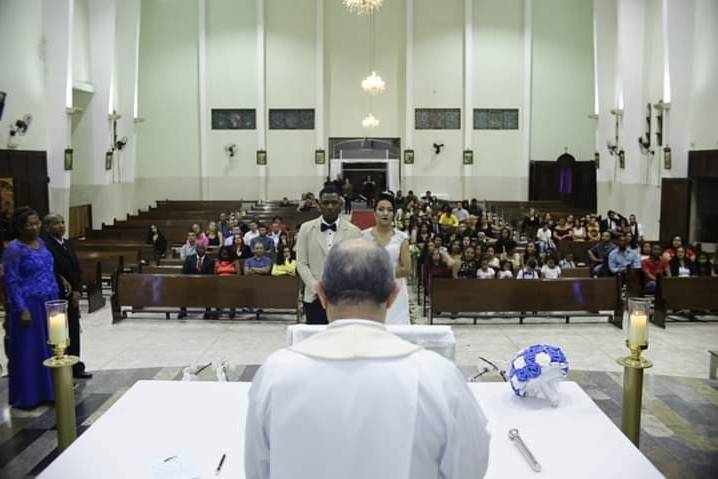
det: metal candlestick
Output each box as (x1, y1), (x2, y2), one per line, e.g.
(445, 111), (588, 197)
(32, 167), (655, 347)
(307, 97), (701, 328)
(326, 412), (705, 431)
(616, 341), (652, 446)
(43, 339), (79, 450)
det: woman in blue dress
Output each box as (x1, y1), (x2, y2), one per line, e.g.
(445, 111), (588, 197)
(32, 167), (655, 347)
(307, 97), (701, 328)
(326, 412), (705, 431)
(3, 207), (59, 408)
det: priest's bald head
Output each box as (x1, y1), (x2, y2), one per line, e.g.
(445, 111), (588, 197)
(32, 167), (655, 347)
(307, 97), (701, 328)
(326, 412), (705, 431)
(315, 239), (399, 323)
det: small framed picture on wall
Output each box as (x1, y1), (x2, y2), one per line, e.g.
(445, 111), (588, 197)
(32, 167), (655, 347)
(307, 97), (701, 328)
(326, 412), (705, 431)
(403, 149), (414, 165)
(315, 149), (326, 165)
(463, 150), (474, 165)
(105, 150), (113, 170)
(64, 148), (73, 171)
(256, 150), (267, 166)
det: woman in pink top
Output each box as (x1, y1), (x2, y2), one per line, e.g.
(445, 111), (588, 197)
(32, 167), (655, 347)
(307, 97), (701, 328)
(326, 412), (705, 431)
(191, 223), (209, 247)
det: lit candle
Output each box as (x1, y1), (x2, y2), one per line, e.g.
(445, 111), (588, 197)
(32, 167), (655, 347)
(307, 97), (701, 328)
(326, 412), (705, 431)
(628, 312), (648, 348)
(48, 313), (68, 346)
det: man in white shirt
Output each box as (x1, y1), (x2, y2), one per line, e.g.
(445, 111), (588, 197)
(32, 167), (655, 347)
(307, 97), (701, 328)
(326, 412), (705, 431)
(243, 220), (260, 245)
(536, 224), (553, 253)
(245, 239), (491, 479)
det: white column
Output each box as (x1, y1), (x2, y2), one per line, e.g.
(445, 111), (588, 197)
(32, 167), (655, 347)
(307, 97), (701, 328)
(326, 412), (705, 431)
(522, 0), (533, 192)
(257, 0), (268, 201)
(43, 0), (74, 220)
(404, 0), (414, 193)
(462, 0), (473, 199)
(591, 0), (600, 173)
(315, 0), (326, 187)
(115, 0), (141, 185)
(87, 0), (117, 186)
(197, 0), (208, 199)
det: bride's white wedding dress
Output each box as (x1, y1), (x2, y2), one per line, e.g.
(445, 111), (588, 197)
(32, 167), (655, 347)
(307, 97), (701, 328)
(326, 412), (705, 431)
(362, 228), (410, 325)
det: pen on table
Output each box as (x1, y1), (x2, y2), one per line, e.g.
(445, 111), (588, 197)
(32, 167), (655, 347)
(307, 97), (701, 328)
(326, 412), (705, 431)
(215, 453), (226, 475)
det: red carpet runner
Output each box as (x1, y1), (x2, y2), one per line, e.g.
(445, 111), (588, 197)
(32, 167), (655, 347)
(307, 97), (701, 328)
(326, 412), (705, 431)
(350, 209), (375, 231)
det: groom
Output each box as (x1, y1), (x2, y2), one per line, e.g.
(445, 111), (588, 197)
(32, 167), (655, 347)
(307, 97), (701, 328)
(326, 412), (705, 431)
(296, 185), (362, 324)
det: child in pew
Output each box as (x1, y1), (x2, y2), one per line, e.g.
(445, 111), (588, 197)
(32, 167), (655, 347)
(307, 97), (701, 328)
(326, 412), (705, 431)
(476, 255), (496, 279)
(517, 259), (540, 279)
(540, 256), (562, 279)
(559, 252), (576, 269)
(497, 260), (515, 279)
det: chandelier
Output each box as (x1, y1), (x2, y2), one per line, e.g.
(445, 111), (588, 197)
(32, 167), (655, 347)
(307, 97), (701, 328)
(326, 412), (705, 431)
(362, 113), (380, 128)
(343, 0), (383, 16)
(361, 71), (385, 95)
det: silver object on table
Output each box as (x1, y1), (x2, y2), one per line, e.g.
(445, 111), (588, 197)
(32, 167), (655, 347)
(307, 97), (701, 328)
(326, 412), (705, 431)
(508, 428), (542, 472)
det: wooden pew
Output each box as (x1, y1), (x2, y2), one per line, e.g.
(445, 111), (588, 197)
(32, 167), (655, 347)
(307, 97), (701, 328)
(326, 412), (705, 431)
(77, 260), (106, 313)
(75, 247), (143, 269)
(562, 268), (591, 278)
(653, 276), (718, 328)
(140, 265), (182, 275)
(111, 274), (300, 322)
(429, 277), (622, 326)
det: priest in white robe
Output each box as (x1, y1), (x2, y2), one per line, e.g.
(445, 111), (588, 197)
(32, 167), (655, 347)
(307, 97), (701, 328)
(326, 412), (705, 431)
(245, 239), (490, 479)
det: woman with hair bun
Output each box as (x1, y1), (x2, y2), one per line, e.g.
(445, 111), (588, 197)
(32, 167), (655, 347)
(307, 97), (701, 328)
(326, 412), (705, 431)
(362, 192), (412, 324)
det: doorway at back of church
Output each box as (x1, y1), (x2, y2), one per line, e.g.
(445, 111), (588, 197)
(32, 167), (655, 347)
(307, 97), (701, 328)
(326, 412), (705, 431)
(328, 138), (401, 202)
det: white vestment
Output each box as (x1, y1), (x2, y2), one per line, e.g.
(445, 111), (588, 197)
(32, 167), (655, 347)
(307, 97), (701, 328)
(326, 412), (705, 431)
(245, 319), (490, 479)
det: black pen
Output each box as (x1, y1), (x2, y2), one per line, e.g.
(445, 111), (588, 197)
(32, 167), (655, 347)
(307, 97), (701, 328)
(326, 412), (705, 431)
(215, 453), (226, 475)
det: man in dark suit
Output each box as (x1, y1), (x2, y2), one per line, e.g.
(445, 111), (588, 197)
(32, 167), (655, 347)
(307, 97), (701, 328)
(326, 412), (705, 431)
(179, 243), (215, 319)
(42, 214), (91, 379)
(181, 243), (215, 274)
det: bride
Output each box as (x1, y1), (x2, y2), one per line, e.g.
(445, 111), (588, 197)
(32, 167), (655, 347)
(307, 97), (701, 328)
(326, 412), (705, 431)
(362, 192), (412, 325)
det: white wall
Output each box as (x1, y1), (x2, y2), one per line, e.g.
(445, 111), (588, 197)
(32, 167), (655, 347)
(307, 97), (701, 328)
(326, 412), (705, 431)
(531, 0), (594, 164)
(131, 0), (597, 204)
(265, 0), (316, 199)
(3, 0), (716, 233)
(470, 0), (526, 200)
(411, 0), (463, 197)
(688, 0), (718, 151)
(72, 0), (91, 86)
(593, 0), (718, 240)
(134, 0), (200, 202)
(0, 0), (47, 151)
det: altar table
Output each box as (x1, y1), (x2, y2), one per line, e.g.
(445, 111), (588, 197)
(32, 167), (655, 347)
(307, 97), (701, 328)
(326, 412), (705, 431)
(39, 380), (663, 478)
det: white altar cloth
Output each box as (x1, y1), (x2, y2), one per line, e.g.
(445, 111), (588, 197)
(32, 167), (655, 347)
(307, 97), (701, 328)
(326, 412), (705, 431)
(39, 380), (663, 479)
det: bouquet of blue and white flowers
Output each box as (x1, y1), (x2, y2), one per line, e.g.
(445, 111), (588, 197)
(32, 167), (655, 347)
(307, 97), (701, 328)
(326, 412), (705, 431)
(508, 344), (569, 407)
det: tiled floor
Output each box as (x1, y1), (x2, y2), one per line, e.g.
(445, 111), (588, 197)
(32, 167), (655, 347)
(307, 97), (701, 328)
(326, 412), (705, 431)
(2, 299), (714, 379)
(0, 296), (716, 478)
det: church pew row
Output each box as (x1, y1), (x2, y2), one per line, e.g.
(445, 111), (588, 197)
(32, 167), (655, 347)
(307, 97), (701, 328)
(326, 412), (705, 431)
(653, 276), (718, 328)
(429, 277), (622, 326)
(137, 206), (305, 219)
(111, 274), (300, 323)
(77, 260), (106, 313)
(561, 267), (591, 278)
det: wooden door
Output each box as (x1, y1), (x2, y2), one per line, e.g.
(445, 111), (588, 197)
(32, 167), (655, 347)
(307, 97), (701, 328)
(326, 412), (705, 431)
(659, 178), (690, 242)
(0, 149), (50, 216)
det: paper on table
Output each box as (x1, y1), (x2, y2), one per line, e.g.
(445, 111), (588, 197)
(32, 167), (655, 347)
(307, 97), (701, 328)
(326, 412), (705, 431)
(151, 455), (200, 479)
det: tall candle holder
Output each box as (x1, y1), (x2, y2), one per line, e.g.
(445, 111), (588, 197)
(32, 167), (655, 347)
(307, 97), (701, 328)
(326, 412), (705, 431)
(616, 297), (652, 447)
(43, 300), (79, 450)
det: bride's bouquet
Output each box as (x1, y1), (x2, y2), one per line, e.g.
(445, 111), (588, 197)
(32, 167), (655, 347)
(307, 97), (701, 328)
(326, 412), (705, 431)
(508, 344), (569, 407)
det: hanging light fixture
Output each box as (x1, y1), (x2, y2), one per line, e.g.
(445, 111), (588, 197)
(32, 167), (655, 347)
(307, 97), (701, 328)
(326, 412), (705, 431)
(344, 0), (383, 16)
(361, 10), (384, 96)
(361, 71), (385, 95)
(362, 113), (380, 129)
